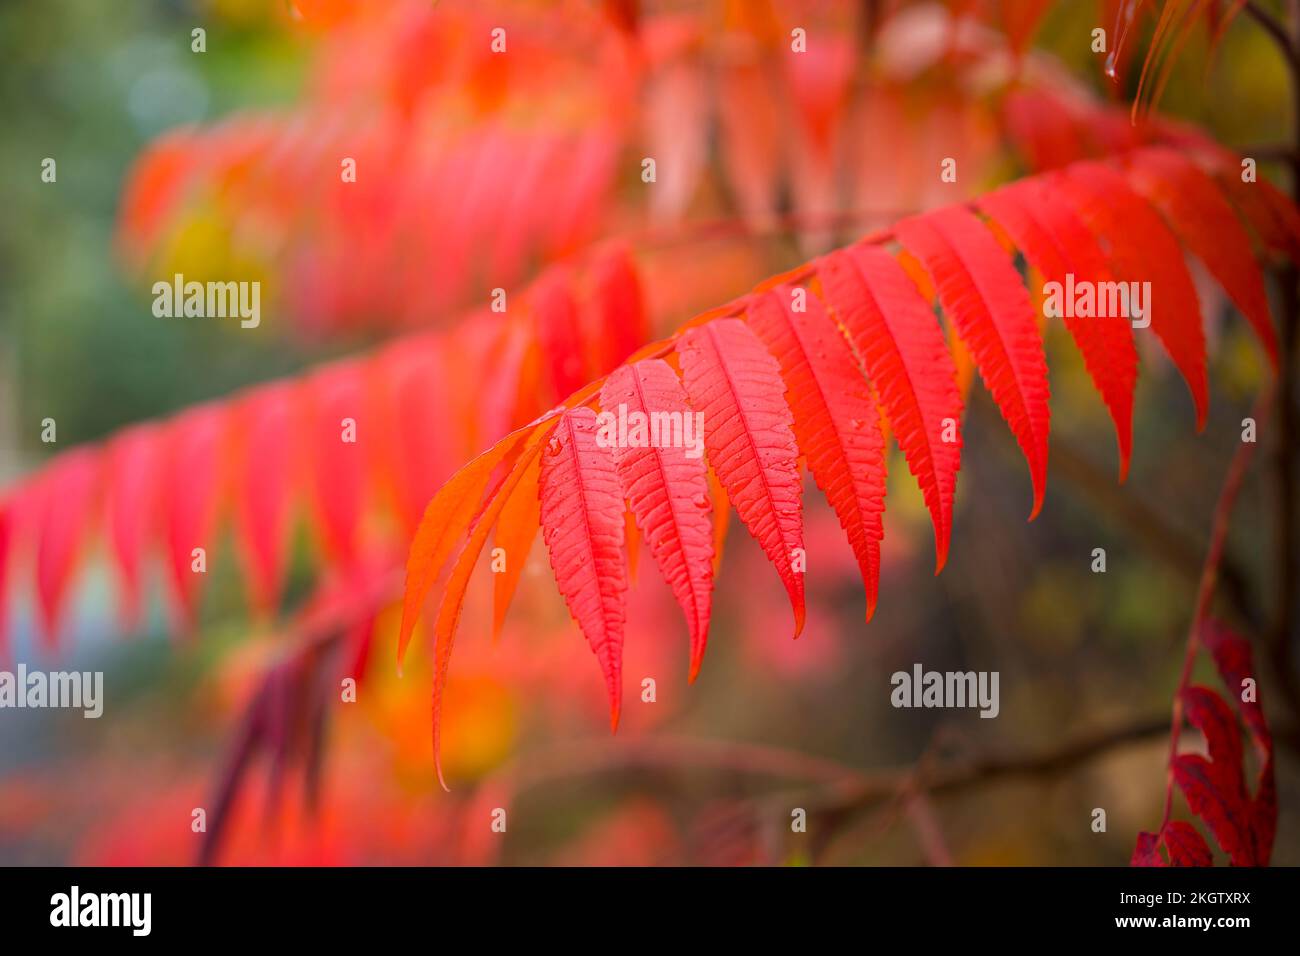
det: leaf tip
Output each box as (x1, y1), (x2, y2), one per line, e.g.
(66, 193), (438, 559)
(432, 728), (451, 792)
(687, 649), (703, 684)
(396, 604), (419, 673)
(1192, 384), (1209, 434)
(1028, 464), (1047, 521)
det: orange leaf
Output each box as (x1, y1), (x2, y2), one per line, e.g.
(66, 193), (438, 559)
(490, 452), (541, 641)
(396, 427), (531, 669)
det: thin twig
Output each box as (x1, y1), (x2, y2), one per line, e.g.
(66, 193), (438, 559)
(905, 792), (955, 866)
(1244, 1), (1299, 65)
(1272, 0), (1300, 749)
(1159, 384), (1274, 828)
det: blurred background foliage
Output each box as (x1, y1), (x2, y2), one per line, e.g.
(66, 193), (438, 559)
(0, 0), (1294, 865)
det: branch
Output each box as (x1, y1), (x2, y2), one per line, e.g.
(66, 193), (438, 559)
(470, 717), (1173, 823)
(809, 716), (1171, 818)
(1235, 142), (1300, 166)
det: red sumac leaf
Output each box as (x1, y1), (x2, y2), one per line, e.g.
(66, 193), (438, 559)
(104, 425), (163, 629)
(540, 408), (629, 728)
(1162, 821), (1214, 867)
(35, 449), (101, 644)
(979, 179), (1137, 479)
(677, 318), (805, 636)
(1121, 148), (1277, 367)
(1173, 753), (1255, 866)
(600, 360), (714, 679)
(818, 243), (962, 571)
(747, 286), (887, 618)
(894, 205), (1050, 518)
(1053, 161), (1209, 429)
(1131, 830), (1165, 867)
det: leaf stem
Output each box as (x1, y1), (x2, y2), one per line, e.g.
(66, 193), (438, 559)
(1158, 384), (1274, 829)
